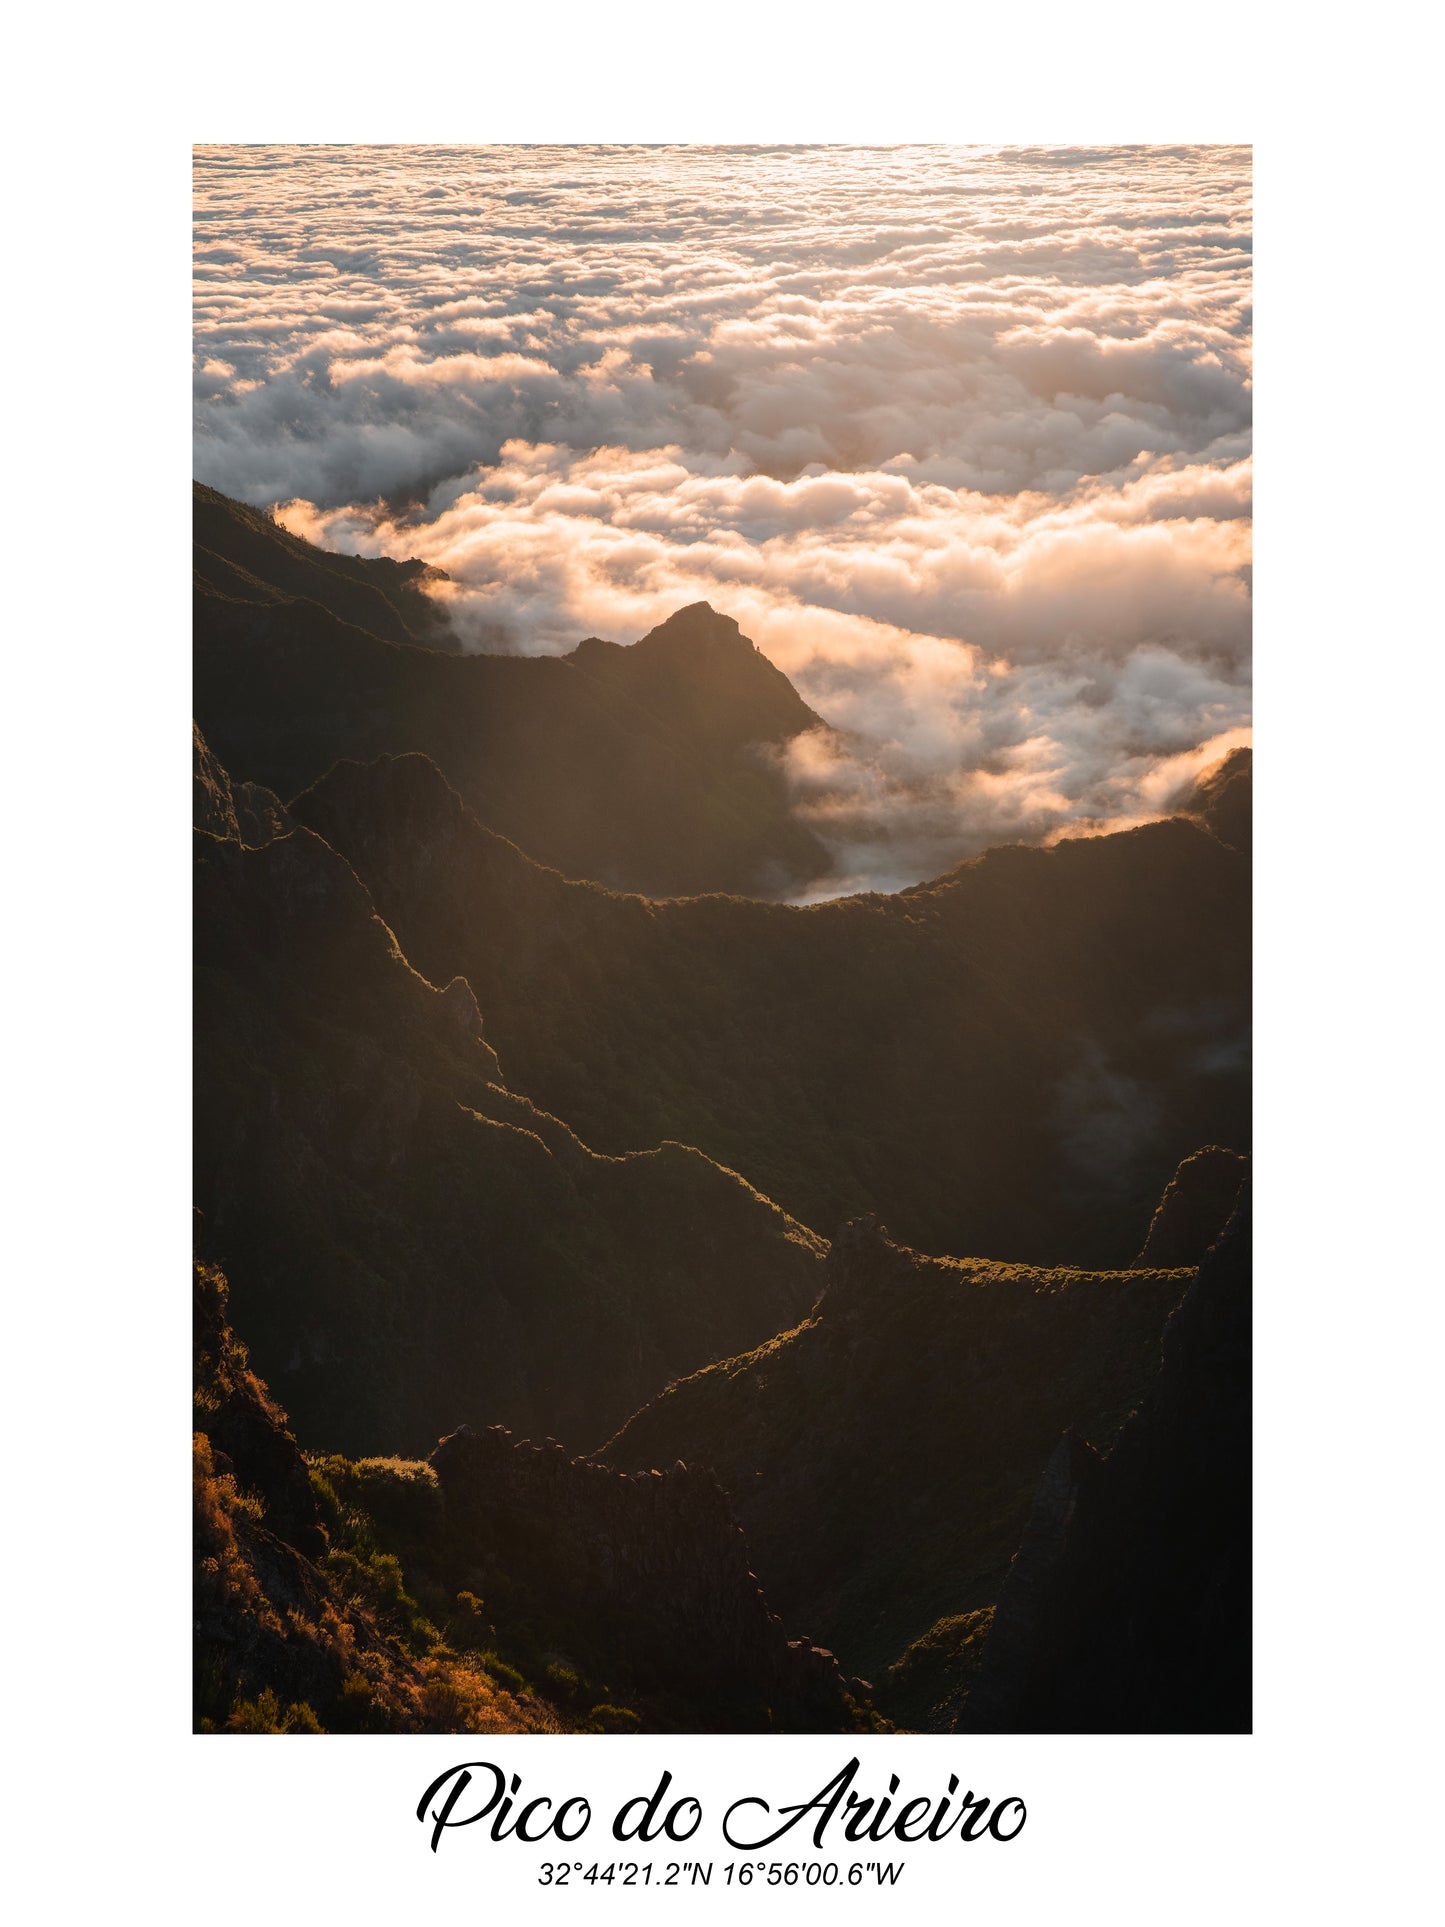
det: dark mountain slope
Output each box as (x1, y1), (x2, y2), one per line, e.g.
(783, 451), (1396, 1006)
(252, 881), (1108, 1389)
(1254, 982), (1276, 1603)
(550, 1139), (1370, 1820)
(194, 481), (453, 649)
(568, 602), (820, 758)
(193, 797), (823, 1458)
(1133, 1144), (1248, 1267)
(422, 1424), (863, 1732)
(294, 750), (1251, 1268)
(193, 720), (292, 847)
(193, 484), (830, 897)
(194, 1253), (560, 1734)
(1185, 743), (1252, 854)
(196, 1253), (859, 1733)
(603, 1218), (1189, 1694)
(960, 1190), (1252, 1733)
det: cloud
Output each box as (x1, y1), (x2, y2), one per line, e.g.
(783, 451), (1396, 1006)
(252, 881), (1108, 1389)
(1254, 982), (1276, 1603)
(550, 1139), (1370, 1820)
(195, 144), (1251, 892)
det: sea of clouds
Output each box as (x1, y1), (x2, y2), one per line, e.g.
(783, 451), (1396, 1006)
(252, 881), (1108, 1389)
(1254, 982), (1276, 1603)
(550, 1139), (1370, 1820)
(194, 143), (1251, 893)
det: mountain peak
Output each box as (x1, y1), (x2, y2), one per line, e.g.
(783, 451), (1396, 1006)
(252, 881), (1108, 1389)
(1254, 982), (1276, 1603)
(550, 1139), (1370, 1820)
(566, 602), (824, 751)
(568, 601), (751, 665)
(635, 602), (767, 661)
(643, 599), (737, 637)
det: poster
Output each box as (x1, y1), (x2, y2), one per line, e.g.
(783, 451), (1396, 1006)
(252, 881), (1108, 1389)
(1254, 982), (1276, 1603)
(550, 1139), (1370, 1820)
(13, 12), (1431, 1923)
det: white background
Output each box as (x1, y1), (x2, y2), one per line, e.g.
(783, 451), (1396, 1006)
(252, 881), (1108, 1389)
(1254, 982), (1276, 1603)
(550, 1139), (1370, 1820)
(6, 5), (1439, 1921)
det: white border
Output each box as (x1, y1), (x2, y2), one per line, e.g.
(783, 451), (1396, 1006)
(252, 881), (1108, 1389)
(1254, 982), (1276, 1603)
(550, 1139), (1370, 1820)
(9, 6), (1438, 1920)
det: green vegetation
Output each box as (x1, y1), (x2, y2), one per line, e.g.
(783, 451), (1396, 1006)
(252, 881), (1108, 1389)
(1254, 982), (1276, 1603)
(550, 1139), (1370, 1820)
(195, 1259), (575, 1735)
(225, 1690), (325, 1734)
(884, 1609), (996, 1731)
(590, 1704), (642, 1733)
(195, 1247), (855, 1733)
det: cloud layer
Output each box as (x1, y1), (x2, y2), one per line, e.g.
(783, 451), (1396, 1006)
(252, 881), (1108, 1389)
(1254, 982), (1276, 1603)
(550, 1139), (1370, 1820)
(195, 143), (1251, 892)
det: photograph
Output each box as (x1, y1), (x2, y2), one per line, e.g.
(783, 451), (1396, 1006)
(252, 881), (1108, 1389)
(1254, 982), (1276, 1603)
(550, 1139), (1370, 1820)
(191, 140), (1252, 1740)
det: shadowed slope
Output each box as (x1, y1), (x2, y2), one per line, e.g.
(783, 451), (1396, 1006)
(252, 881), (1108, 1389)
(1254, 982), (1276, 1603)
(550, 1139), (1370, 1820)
(194, 484), (831, 897)
(196, 1253), (860, 1733)
(960, 1189), (1252, 1733)
(1184, 743), (1252, 854)
(193, 1255), (561, 1735)
(603, 1218), (1189, 1695)
(194, 788), (823, 1457)
(1132, 1144), (1248, 1267)
(194, 481), (454, 649)
(295, 749), (1251, 1267)
(423, 1424), (863, 1732)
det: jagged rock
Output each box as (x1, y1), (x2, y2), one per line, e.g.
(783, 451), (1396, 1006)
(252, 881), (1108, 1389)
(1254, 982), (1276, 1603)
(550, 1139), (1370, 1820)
(194, 720), (292, 847)
(821, 1214), (913, 1315)
(960, 1187), (1252, 1733)
(430, 1424), (858, 1732)
(1183, 744), (1252, 854)
(194, 1257), (324, 1557)
(1133, 1145), (1249, 1268)
(605, 1233), (1190, 1694)
(193, 1259), (421, 1731)
(193, 1260), (561, 1735)
(194, 721), (242, 841)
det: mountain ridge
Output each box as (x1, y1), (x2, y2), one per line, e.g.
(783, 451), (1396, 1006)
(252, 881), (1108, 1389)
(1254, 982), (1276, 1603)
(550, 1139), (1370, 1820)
(193, 731), (824, 1456)
(192, 478), (1251, 1735)
(602, 1215), (1194, 1698)
(960, 1187), (1251, 1732)
(194, 483), (832, 898)
(194, 1246), (864, 1734)
(292, 745), (1251, 1267)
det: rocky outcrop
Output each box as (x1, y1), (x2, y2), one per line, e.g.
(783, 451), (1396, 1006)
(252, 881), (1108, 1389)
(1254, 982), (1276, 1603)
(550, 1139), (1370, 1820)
(193, 1255), (420, 1731)
(605, 1220), (1190, 1694)
(194, 721), (242, 841)
(568, 601), (825, 758)
(193, 720), (293, 847)
(193, 1253), (323, 1556)
(820, 1211), (915, 1313)
(1133, 1145), (1249, 1267)
(430, 1424), (861, 1731)
(193, 1255), (558, 1734)
(961, 1187), (1251, 1733)
(1184, 744), (1252, 854)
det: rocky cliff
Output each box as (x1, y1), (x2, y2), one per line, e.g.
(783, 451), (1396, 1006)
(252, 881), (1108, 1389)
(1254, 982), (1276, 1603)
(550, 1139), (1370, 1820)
(195, 744), (823, 1457)
(1133, 1144), (1248, 1267)
(604, 1216), (1191, 1696)
(194, 1245), (863, 1734)
(430, 1424), (862, 1732)
(295, 747), (1252, 1269)
(193, 1254), (558, 1735)
(961, 1188), (1252, 1732)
